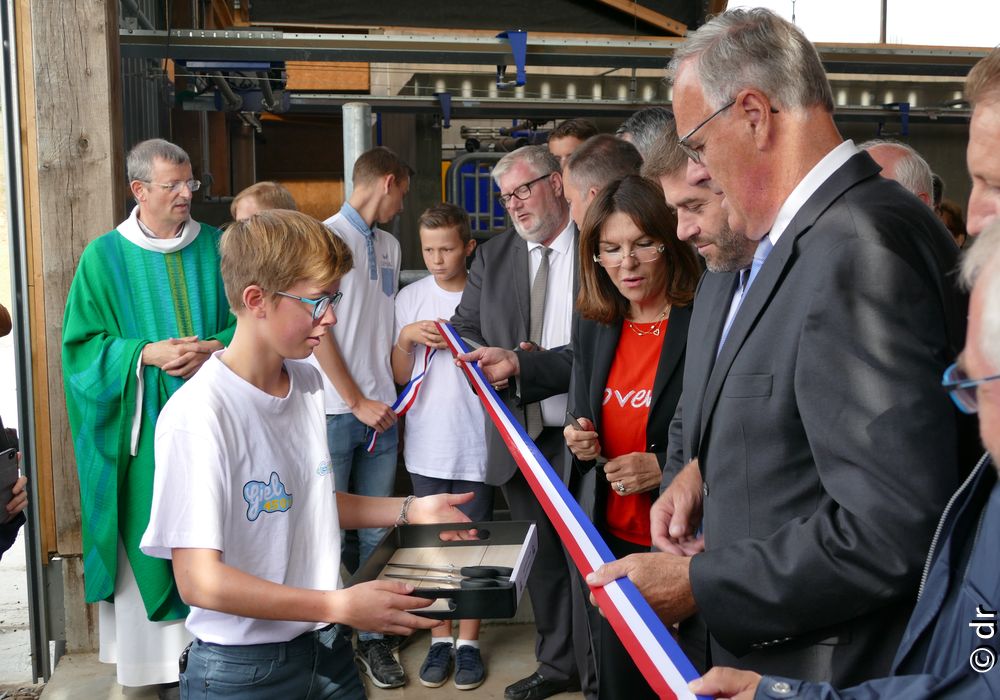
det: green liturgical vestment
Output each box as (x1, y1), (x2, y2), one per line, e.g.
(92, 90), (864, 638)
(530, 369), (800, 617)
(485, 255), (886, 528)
(62, 214), (235, 621)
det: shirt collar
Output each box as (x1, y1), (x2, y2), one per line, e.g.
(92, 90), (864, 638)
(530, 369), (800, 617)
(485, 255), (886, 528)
(527, 217), (575, 256)
(767, 139), (859, 246)
(340, 202), (375, 237)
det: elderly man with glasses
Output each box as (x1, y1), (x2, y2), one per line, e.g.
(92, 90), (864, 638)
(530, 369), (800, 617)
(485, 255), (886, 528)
(587, 7), (966, 689)
(452, 145), (592, 700)
(62, 138), (235, 697)
(687, 221), (1000, 700)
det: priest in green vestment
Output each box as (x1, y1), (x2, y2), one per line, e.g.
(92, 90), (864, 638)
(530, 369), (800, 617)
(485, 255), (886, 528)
(62, 139), (235, 690)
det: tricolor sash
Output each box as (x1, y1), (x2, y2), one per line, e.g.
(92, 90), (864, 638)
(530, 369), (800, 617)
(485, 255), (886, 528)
(436, 321), (704, 700)
(366, 345), (437, 452)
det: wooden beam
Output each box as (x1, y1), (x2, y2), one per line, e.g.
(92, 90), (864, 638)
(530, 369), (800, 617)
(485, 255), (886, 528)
(13, 0), (55, 558)
(20, 0), (125, 564)
(596, 0), (687, 36)
(707, 0), (728, 19)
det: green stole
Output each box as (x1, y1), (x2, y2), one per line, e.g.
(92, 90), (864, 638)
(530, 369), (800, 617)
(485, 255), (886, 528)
(62, 223), (235, 621)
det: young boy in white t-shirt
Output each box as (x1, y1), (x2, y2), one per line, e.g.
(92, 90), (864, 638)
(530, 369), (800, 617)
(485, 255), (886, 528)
(391, 203), (492, 691)
(141, 210), (473, 699)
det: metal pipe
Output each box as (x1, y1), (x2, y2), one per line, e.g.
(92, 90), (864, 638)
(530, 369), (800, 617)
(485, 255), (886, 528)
(0, 0), (51, 682)
(257, 70), (276, 110)
(120, 0), (154, 31)
(210, 71), (242, 111)
(342, 102), (372, 200)
(880, 0), (887, 44)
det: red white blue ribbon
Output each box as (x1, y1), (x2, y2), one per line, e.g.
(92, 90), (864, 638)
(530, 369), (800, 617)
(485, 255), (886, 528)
(366, 345), (437, 453)
(436, 321), (705, 700)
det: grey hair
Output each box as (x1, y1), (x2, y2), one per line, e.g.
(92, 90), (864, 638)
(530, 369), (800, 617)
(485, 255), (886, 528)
(961, 220), (1000, 369)
(859, 139), (933, 201)
(564, 135), (643, 194)
(615, 106), (675, 159)
(492, 145), (561, 185)
(668, 7), (833, 112)
(126, 138), (190, 183)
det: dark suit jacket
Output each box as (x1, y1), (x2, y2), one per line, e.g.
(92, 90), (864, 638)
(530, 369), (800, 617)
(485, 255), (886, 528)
(565, 306), (691, 523)
(451, 225), (577, 486)
(667, 151), (964, 686)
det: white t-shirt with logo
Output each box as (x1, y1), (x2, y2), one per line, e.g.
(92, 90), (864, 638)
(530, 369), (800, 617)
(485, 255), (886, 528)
(141, 353), (342, 645)
(304, 211), (401, 414)
(394, 275), (487, 481)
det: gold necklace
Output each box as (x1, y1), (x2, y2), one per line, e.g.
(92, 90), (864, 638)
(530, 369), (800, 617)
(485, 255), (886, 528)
(625, 304), (671, 337)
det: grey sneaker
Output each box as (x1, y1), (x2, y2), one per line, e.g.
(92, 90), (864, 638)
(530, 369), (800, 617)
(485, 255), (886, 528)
(454, 645), (485, 690)
(419, 642), (454, 688)
(356, 638), (406, 689)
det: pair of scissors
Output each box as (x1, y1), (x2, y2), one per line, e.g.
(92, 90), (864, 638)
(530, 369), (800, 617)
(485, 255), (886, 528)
(386, 563), (513, 578)
(384, 572), (511, 589)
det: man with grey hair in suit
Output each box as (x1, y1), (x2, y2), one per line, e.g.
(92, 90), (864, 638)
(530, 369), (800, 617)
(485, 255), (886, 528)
(860, 138), (935, 206)
(588, 6), (964, 688)
(451, 145), (589, 700)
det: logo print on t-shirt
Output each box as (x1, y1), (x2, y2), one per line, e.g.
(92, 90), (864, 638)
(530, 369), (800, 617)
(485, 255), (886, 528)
(243, 471), (293, 521)
(316, 458), (333, 477)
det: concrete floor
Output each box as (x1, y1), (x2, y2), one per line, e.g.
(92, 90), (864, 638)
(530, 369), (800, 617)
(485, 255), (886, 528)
(37, 624), (584, 699)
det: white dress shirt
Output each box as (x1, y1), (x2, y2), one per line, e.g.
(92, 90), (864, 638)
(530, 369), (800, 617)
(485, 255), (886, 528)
(526, 219), (575, 426)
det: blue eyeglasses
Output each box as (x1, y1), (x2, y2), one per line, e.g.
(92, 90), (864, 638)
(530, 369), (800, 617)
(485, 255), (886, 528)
(942, 362), (1000, 414)
(275, 290), (343, 322)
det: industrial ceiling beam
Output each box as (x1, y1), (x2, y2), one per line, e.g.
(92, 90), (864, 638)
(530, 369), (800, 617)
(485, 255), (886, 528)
(120, 29), (990, 76)
(177, 91), (972, 124)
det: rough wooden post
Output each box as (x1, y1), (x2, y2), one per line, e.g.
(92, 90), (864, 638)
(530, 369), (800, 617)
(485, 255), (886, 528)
(16, 0), (124, 652)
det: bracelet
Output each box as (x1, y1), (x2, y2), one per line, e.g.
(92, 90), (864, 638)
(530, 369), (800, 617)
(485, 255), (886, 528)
(394, 342), (414, 355)
(395, 495), (416, 526)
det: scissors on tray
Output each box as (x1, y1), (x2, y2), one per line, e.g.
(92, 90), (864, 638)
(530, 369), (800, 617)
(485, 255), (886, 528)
(386, 563), (513, 578)
(384, 572), (511, 589)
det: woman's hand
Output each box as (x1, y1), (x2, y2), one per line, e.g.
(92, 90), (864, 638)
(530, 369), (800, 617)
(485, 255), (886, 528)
(604, 452), (662, 495)
(563, 416), (602, 461)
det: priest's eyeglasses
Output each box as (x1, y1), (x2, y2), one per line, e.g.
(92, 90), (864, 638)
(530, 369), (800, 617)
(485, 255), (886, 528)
(275, 291), (343, 322)
(593, 243), (666, 268)
(141, 179), (202, 193)
(942, 362), (1000, 414)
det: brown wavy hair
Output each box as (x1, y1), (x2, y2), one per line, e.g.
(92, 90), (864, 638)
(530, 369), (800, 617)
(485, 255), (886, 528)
(577, 175), (699, 324)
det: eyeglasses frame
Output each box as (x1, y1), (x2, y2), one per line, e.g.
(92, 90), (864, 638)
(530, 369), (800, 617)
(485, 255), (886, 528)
(942, 361), (1000, 414)
(498, 172), (554, 208)
(593, 243), (667, 269)
(677, 97), (780, 164)
(139, 179), (202, 194)
(275, 290), (344, 322)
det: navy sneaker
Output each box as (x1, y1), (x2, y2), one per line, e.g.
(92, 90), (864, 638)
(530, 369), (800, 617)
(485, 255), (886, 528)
(419, 642), (454, 688)
(454, 645), (485, 690)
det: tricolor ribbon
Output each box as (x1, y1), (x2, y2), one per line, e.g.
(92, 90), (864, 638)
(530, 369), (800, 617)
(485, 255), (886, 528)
(436, 321), (704, 700)
(366, 345), (437, 452)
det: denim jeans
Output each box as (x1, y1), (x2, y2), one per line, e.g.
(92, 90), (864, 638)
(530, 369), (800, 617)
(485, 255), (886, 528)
(326, 413), (399, 570)
(180, 626), (363, 699)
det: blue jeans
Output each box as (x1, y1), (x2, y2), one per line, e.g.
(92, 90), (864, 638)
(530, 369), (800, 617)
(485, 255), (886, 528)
(180, 626), (363, 699)
(326, 413), (398, 643)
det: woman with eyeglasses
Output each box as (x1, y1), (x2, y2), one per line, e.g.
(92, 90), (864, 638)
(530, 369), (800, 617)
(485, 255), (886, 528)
(563, 175), (700, 700)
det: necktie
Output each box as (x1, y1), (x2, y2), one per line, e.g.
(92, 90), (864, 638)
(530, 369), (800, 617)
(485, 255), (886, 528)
(717, 236), (773, 355)
(525, 246), (551, 437)
(363, 230), (377, 281)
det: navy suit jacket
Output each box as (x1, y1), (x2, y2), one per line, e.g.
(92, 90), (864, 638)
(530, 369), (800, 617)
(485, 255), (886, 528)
(667, 151), (965, 686)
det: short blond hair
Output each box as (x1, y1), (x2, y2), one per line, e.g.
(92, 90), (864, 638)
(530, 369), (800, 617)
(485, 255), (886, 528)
(967, 46), (1000, 107)
(220, 210), (353, 311)
(230, 181), (297, 218)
